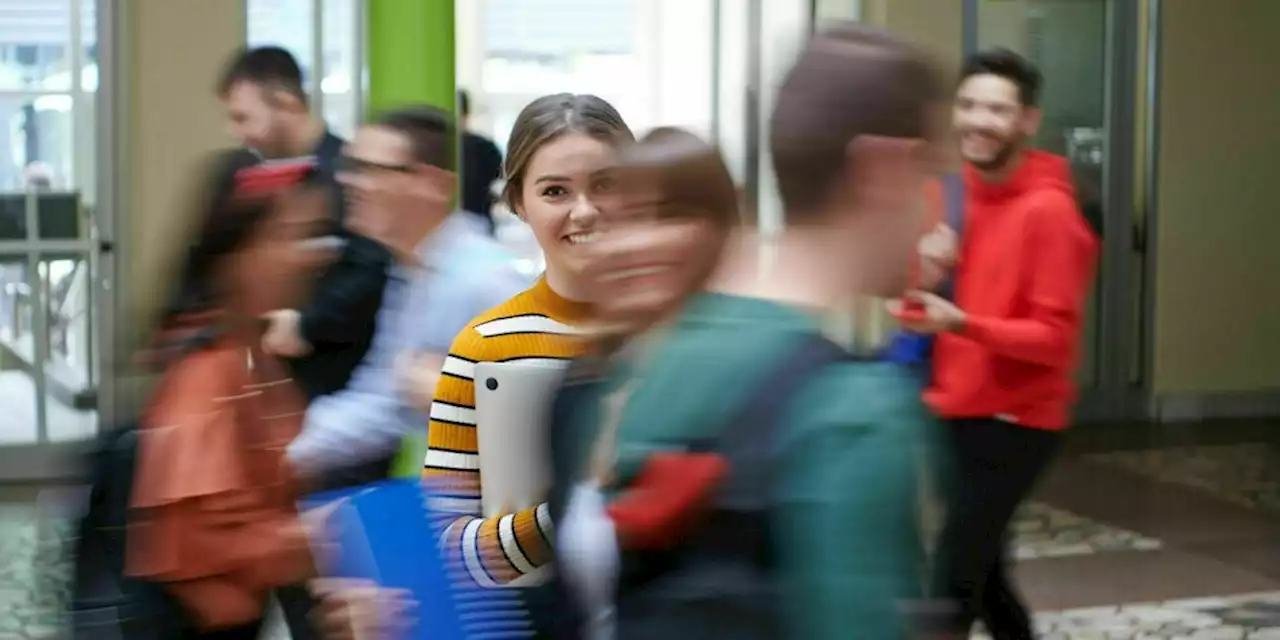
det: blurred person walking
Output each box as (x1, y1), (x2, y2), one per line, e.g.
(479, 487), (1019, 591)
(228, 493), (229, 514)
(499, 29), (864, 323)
(538, 128), (744, 639)
(218, 46), (393, 408)
(287, 105), (528, 490)
(278, 106), (531, 638)
(548, 24), (950, 638)
(894, 49), (1100, 639)
(89, 153), (332, 638)
(218, 47), (398, 639)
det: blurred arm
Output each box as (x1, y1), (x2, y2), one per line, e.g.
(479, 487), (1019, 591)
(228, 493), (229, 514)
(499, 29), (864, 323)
(422, 326), (554, 586)
(298, 232), (393, 346)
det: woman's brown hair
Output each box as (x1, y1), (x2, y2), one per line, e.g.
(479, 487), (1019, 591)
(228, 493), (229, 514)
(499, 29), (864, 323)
(584, 128), (740, 352)
(614, 127), (740, 229)
(501, 93), (634, 212)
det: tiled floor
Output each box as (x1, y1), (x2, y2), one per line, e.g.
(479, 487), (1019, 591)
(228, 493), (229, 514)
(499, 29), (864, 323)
(5, 428), (1280, 639)
(0, 503), (68, 639)
(981, 592), (1280, 639)
(1093, 443), (1280, 515)
(1014, 501), (1163, 560)
(0, 495), (1181, 638)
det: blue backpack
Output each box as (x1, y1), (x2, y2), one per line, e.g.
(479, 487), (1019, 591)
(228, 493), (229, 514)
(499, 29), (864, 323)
(882, 173), (964, 371)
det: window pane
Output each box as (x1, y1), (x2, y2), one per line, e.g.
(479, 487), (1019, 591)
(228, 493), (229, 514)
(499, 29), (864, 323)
(77, 0), (95, 200)
(321, 0), (358, 137)
(40, 254), (97, 442)
(247, 0), (316, 84)
(0, 95), (73, 191)
(323, 91), (356, 140)
(480, 0), (638, 139)
(0, 0), (73, 91)
(81, 0), (96, 91)
(0, 254), (38, 444)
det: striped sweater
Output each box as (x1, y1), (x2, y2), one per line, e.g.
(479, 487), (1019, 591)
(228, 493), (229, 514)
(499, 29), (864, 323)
(423, 277), (589, 586)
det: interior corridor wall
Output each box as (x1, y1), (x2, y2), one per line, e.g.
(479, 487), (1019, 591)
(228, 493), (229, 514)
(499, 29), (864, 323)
(106, 0), (245, 415)
(1152, 1), (1280, 394)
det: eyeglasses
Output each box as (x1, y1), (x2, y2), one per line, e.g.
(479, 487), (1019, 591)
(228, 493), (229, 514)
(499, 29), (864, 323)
(336, 155), (414, 175)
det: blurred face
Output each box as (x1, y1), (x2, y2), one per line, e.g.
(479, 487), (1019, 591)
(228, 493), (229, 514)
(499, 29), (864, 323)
(337, 125), (414, 219)
(591, 170), (727, 328)
(224, 81), (291, 157)
(953, 73), (1040, 172)
(515, 133), (618, 287)
(230, 188), (332, 317)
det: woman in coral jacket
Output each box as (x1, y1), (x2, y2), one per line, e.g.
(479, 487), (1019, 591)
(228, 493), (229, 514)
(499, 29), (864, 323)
(126, 151), (333, 638)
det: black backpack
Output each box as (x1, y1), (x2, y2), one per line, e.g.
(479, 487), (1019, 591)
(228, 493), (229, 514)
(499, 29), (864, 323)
(609, 335), (850, 639)
(536, 335), (861, 639)
(68, 422), (189, 638)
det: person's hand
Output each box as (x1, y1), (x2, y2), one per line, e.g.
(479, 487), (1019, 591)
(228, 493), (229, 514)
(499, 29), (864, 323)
(919, 222), (958, 269)
(887, 291), (966, 335)
(310, 578), (417, 640)
(262, 309), (312, 357)
(349, 166), (457, 264)
(277, 498), (343, 585)
(395, 351), (444, 413)
(294, 497), (348, 579)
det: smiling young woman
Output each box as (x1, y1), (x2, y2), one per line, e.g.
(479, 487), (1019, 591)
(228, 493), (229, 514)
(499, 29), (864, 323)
(420, 93), (634, 587)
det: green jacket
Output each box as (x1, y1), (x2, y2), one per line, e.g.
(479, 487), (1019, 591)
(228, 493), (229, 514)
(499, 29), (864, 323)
(554, 293), (935, 638)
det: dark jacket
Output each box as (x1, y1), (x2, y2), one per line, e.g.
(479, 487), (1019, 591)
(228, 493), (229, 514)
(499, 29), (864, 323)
(287, 131), (393, 402)
(461, 131), (502, 235)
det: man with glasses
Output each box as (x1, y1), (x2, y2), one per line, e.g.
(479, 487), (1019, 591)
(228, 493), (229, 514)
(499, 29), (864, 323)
(279, 107), (529, 638)
(287, 105), (528, 483)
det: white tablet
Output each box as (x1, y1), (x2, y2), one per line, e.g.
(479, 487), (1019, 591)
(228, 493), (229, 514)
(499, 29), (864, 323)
(473, 359), (570, 520)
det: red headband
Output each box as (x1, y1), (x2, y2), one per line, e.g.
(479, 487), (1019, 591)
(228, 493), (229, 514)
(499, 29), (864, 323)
(233, 157), (317, 198)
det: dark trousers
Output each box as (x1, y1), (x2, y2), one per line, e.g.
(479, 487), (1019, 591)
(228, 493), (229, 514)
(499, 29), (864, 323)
(277, 584), (322, 640)
(930, 417), (1059, 640)
(185, 620), (262, 639)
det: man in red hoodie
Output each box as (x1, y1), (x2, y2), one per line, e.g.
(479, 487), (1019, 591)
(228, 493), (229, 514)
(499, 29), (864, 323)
(896, 48), (1099, 638)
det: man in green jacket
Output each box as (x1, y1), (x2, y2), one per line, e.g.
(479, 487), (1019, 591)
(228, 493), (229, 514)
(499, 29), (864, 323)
(547, 23), (952, 640)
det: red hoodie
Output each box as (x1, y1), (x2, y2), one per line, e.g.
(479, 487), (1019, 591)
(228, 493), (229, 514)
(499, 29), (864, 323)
(924, 150), (1099, 430)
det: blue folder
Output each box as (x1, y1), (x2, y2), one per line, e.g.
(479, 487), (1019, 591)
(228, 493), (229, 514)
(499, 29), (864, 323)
(303, 479), (532, 639)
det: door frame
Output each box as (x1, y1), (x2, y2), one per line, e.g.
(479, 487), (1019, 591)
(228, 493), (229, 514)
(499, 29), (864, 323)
(961, 0), (1150, 424)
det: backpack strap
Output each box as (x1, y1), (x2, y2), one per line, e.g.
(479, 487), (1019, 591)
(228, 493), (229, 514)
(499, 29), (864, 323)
(937, 172), (965, 302)
(692, 334), (850, 511)
(940, 172), (965, 234)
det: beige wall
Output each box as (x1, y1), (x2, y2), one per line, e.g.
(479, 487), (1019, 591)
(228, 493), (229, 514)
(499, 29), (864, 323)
(1152, 1), (1280, 394)
(861, 0), (963, 74)
(108, 0), (244, 411)
(122, 0), (244, 326)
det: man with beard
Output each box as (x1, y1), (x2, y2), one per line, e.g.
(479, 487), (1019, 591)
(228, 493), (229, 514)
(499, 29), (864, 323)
(217, 45), (393, 640)
(218, 46), (392, 404)
(894, 48), (1099, 638)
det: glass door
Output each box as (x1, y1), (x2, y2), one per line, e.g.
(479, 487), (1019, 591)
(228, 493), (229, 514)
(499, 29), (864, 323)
(0, 0), (106, 480)
(966, 0), (1146, 423)
(0, 194), (106, 479)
